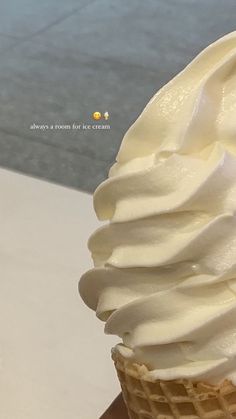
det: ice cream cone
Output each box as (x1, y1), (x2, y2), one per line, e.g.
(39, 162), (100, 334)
(79, 32), (236, 417)
(112, 349), (236, 419)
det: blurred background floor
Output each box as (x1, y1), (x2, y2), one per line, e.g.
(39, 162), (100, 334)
(0, 0), (235, 192)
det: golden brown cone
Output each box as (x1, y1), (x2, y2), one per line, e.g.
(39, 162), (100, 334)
(112, 349), (236, 418)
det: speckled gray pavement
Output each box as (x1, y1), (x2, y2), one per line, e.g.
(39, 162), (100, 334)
(0, 0), (235, 192)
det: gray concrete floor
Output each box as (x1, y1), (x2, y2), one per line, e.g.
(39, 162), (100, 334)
(0, 0), (235, 192)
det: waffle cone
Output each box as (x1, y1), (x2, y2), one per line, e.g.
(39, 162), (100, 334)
(112, 349), (236, 418)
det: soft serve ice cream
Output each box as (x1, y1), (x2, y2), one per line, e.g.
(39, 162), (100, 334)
(80, 32), (236, 385)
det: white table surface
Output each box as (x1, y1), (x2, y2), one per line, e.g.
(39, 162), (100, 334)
(0, 168), (119, 419)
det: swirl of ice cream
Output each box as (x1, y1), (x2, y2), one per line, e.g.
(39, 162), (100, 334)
(80, 32), (236, 384)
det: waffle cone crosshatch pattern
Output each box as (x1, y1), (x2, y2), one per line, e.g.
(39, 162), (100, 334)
(113, 351), (236, 419)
